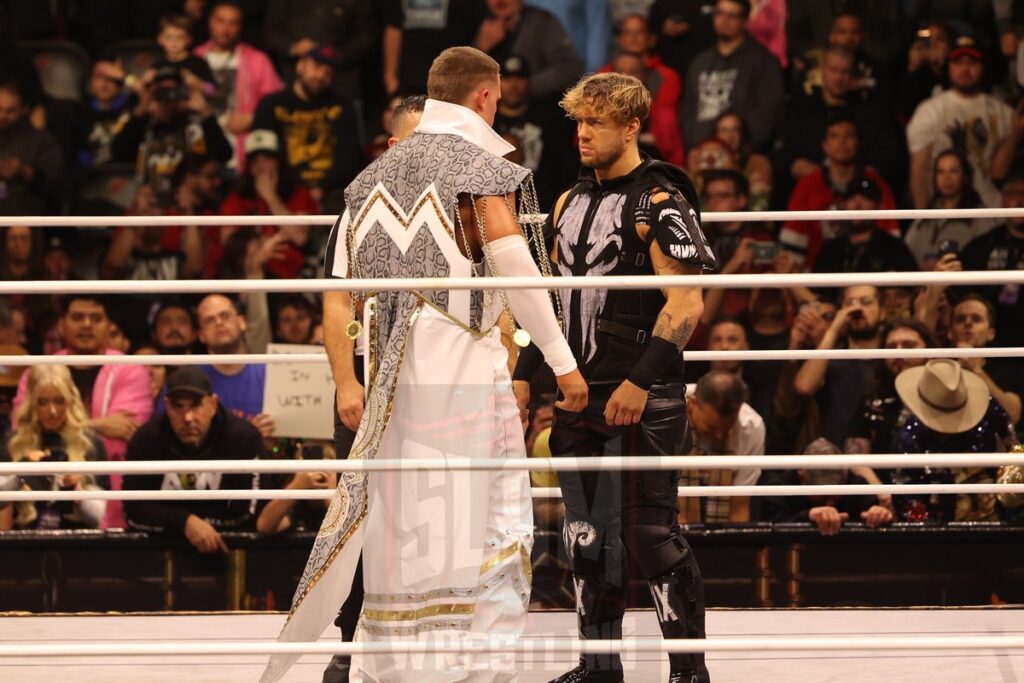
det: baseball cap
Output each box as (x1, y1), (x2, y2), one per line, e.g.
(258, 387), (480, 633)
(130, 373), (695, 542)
(845, 177), (882, 204)
(165, 367), (213, 398)
(949, 35), (983, 61)
(304, 44), (339, 66)
(502, 55), (531, 79)
(244, 129), (280, 157)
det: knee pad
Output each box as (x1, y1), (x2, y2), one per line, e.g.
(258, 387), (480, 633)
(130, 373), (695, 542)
(627, 523), (695, 579)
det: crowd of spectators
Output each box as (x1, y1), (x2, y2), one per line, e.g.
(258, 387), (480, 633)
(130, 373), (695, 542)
(1, 0), (1024, 548)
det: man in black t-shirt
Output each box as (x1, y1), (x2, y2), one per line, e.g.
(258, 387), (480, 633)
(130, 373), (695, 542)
(381, 0), (488, 96)
(812, 178), (918, 276)
(492, 56), (577, 208)
(253, 45), (362, 204)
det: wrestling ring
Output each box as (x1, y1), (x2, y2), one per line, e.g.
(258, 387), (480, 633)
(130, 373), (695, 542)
(2, 207), (1024, 682)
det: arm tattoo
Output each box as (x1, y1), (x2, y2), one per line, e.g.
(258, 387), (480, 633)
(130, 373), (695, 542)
(653, 311), (694, 353)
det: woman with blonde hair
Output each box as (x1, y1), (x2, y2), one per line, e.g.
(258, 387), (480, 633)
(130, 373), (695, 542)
(0, 365), (107, 530)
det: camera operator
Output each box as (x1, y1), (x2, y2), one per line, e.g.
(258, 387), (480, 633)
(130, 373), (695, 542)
(111, 63), (231, 204)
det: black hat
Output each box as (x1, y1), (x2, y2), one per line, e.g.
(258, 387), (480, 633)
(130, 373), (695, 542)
(845, 177), (882, 204)
(165, 367), (212, 398)
(949, 35), (983, 62)
(502, 55), (531, 79)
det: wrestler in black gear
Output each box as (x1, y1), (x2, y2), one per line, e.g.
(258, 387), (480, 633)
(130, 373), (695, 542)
(513, 73), (715, 683)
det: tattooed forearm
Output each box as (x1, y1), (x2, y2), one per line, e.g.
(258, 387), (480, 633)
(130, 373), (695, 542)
(653, 310), (695, 352)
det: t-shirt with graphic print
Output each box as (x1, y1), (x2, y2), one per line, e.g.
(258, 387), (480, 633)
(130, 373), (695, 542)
(907, 89), (1013, 208)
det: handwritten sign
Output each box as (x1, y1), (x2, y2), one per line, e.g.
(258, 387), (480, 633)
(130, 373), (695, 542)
(262, 344), (335, 439)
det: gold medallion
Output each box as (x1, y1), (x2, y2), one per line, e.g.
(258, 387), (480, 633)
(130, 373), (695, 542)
(346, 320), (363, 340)
(512, 329), (531, 348)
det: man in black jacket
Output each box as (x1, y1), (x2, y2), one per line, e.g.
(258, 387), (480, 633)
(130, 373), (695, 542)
(123, 367), (266, 553)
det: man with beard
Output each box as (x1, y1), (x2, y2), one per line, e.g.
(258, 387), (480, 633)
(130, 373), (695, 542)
(811, 178), (917, 276)
(794, 284), (883, 448)
(253, 45), (362, 204)
(513, 71), (714, 683)
(12, 295), (153, 529)
(151, 300), (199, 354)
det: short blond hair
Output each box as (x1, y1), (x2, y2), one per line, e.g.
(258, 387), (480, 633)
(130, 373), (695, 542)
(560, 72), (651, 124)
(427, 47), (500, 105)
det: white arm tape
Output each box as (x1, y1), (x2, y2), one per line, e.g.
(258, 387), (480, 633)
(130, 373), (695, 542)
(488, 235), (577, 376)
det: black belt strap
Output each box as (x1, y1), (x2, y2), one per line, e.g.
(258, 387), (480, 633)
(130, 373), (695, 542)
(597, 319), (649, 345)
(621, 250), (647, 267)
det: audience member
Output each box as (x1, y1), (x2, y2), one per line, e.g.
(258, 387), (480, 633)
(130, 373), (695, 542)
(907, 35), (1014, 208)
(786, 1), (904, 70)
(492, 56), (577, 208)
(602, 14), (684, 165)
(900, 20), (952, 123)
(779, 116), (898, 269)
(194, 0), (284, 169)
(904, 150), (999, 270)
(705, 317), (780, 439)
(123, 367), (267, 551)
(689, 110), (772, 211)
(382, 0), (490, 96)
(217, 129), (317, 280)
(273, 294), (317, 345)
(793, 285), (881, 448)
(775, 45), (904, 196)
(680, 0), (784, 151)
(847, 319), (937, 458)
(759, 438), (893, 535)
(649, 0), (716, 79)
(892, 359), (1017, 522)
(150, 299), (199, 355)
(388, 96), (425, 146)
(811, 179), (919, 276)
(261, 0), (377, 104)
(0, 78), (65, 215)
(0, 226), (43, 281)
(947, 295), (1024, 425)
(253, 46), (362, 205)
(13, 295), (152, 529)
(0, 365), (108, 531)
(155, 13), (215, 85)
(795, 13), (886, 103)
(682, 370), (765, 524)
(80, 60), (134, 167)
(110, 63), (232, 199)
(475, 0), (584, 100)
(196, 294), (273, 435)
(958, 173), (1024, 346)
(256, 442), (336, 534)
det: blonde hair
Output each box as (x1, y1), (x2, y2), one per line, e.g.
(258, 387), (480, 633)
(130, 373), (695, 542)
(560, 72), (651, 124)
(427, 47), (500, 105)
(9, 366), (96, 527)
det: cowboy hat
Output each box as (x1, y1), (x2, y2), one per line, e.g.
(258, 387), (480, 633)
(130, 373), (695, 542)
(895, 359), (989, 434)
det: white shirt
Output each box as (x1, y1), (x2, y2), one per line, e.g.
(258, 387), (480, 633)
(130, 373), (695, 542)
(685, 383), (765, 486)
(906, 89), (1013, 207)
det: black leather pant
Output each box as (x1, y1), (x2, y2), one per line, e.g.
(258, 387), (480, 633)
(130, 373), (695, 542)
(322, 389), (365, 683)
(550, 383), (710, 681)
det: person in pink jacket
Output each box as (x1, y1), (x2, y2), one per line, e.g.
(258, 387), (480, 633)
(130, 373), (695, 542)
(194, 1), (284, 170)
(13, 296), (153, 529)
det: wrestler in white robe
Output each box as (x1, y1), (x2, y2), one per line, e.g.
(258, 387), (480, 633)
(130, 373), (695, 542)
(261, 100), (540, 683)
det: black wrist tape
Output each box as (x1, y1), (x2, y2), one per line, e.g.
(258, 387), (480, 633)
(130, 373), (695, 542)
(628, 337), (679, 390)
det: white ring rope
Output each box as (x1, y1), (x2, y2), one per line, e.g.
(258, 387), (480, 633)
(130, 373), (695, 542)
(6, 347), (1024, 368)
(2, 483), (1021, 502)
(0, 635), (1021, 657)
(0, 270), (1020, 295)
(7, 206), (1024, 227)
(3, 453), (1021, 476)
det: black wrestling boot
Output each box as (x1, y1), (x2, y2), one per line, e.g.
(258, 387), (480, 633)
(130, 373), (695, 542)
(548, 575), (625, 683)
(649, 558), (711, 683)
